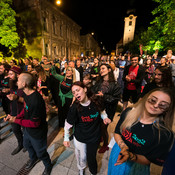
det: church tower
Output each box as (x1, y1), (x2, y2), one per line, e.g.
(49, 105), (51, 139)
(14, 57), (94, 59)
(123, 14), (137, 46)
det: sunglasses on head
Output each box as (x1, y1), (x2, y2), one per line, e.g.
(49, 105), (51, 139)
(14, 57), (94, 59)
(147, 97), (170, 111)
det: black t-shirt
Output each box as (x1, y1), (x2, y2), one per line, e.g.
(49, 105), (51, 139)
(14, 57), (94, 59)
(60, 78), (73, 94)
(67, 101), (101, 143)
(115, 108), (174, 166)
(76, 66), (84, 82)
(23, 91), (48, 139)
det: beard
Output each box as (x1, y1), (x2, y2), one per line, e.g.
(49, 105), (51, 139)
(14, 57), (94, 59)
(9, 78), (18, 90)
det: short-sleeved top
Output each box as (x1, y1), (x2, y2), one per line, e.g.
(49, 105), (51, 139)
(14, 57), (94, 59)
(23, 91), (48, 139)
(127, 65), (139, 90)
(119, 60), (126, 70)
(67, 101), (101, 143)
(60, 78), (73, 94)
(115, 108), (174, 166)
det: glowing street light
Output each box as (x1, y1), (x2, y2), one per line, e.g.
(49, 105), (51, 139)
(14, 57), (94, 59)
(91, 32), (94, 35)
(56, 0), (61, 5)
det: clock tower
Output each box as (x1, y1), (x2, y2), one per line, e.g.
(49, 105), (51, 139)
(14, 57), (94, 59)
(123, 14), (137, 46)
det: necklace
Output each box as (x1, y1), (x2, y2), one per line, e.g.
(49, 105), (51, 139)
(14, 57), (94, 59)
(138, 117), (156, 128)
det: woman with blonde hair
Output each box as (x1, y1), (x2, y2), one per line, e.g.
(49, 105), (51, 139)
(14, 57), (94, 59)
(108, 88), (174, 175)
(50, 66), (76, 128)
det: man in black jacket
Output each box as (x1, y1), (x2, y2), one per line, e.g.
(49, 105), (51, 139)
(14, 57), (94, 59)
(122, 55), (145, 110)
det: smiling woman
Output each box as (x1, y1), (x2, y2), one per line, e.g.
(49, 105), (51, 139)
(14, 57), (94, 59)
(108, 87), (175, 175)
(92, 64), (121, 153)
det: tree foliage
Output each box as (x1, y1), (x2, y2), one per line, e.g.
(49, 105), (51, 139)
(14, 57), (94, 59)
(140, 0), (175, 53)
(124, 0), (175, 55)
(0, 0), (19, 49)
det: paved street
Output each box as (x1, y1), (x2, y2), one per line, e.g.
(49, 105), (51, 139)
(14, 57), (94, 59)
(0, 103), (166, 175)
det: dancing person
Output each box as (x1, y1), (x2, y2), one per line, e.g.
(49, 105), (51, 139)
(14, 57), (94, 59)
(50, 66), (76, 128)
(5, 72), (52, 175)
(63, 81), (111, 175)
(92, 64), (121, 153)
(6, 66), (24, 155)
(108, 88), (174, 175)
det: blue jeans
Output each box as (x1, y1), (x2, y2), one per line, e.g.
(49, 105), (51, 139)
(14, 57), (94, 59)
(23, 128), (51, 168)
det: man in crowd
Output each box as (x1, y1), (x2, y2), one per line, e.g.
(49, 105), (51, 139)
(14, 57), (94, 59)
(0, 63), (11, 114)
(68, 60), (80, 81)
(122, 55), (145, 110)
(5, 72), (52, 175)
(75, 59), (83, 81)
(32, 58), (40, 67)
(6, 66), (24, 155)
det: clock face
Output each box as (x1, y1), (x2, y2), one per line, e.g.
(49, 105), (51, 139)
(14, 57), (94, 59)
(129, 16), (133, 20)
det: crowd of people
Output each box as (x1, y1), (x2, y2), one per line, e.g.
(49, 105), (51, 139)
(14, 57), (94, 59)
(0, 50), (175, 175)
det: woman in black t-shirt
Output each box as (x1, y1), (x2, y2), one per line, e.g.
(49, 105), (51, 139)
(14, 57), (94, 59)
(108, 88), (174, 175)
(63, 81), (111, 175)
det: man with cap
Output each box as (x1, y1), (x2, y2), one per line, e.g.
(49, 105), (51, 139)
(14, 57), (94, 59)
(6, 66), (24, 155)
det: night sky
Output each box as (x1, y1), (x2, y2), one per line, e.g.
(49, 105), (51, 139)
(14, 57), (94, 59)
(59, 0), (157, 52)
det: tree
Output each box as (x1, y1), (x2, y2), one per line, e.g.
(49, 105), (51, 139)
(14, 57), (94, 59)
(140, 0), (175, 54)
(0, 0), (19, 50)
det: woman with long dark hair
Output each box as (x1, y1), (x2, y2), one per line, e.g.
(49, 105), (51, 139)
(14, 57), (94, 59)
(63, 81), (111, 175)
(141, 66), (174, 98)
(108, 88), (174, 175)
(92, 64), (121, 153)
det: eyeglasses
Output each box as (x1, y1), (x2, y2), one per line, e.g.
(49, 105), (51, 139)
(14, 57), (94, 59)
(147, 97), (170, 111)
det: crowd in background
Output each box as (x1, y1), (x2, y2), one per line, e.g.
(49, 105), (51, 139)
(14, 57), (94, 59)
(0, 49), (175, 175)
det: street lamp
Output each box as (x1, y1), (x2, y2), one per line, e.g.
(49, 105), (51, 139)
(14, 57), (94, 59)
(56, 0), (61, 5)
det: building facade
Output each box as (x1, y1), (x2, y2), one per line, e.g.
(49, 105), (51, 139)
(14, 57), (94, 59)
(80, 34), (101, 57)
(14, 0), (81, 60)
